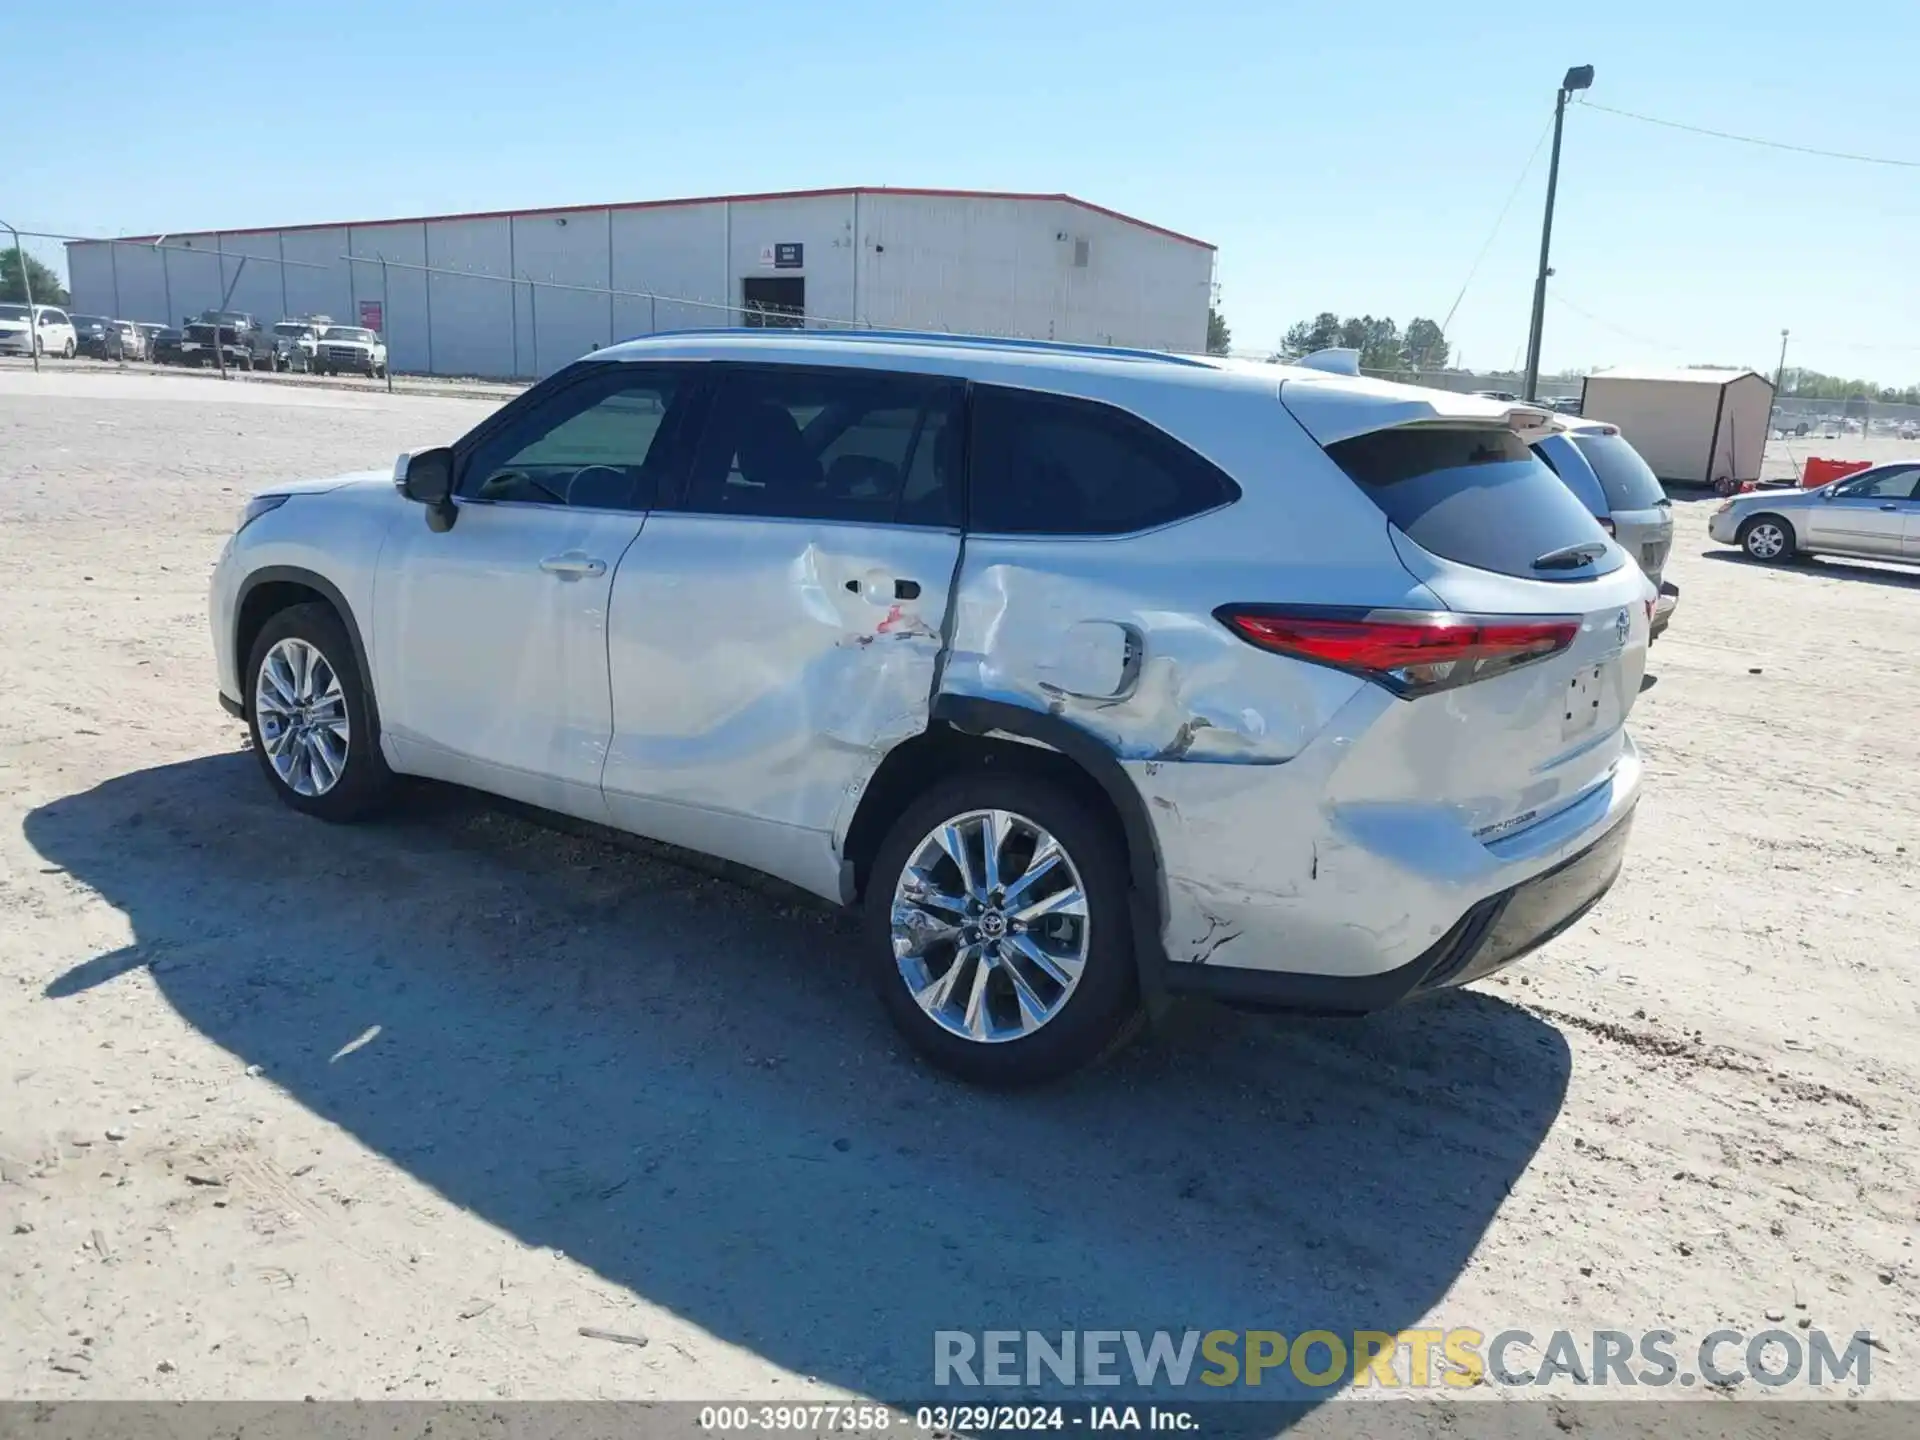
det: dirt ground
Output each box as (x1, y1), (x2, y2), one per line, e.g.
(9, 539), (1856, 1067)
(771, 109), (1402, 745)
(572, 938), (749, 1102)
(1, 368), (1915, 1415)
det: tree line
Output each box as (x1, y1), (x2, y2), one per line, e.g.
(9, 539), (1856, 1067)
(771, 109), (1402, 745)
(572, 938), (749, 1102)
(1, 249), (71, 307)
(1280, 312), (1452, 372)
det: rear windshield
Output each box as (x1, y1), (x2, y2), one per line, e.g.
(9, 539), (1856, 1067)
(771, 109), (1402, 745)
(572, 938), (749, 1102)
(1326, 425), (1621, 580)
(1572, 432), (1667, 510)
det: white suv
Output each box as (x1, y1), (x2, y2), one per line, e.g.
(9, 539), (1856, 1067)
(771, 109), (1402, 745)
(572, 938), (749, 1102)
(210, 331), (1650, 1085)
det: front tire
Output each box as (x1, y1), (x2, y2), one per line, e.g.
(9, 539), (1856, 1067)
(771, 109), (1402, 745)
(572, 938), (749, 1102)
(61, 339), (75, 358)
(1739, 514), (1796, 563)
(245, 603), (395, 822)
(866, 772), (1142, 1086)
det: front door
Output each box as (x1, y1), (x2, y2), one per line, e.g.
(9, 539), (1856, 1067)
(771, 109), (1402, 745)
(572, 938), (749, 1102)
(1804, 465), (1920, 557)
(371, 364), (698, 818)
(602, 363), (964, 899)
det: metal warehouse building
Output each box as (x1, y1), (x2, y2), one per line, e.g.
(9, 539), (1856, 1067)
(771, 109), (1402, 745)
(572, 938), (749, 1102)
(64, 186), (1215, 380)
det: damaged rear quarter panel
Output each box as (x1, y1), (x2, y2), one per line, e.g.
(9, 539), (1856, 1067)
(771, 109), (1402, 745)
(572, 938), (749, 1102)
(935, 376), (1449, 975)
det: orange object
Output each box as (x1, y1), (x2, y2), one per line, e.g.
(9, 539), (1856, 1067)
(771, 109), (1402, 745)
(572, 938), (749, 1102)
(1802, 457), (1871, 489)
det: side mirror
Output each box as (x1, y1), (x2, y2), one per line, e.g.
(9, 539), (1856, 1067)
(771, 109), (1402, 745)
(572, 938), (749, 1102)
(395, 447), (458, 531)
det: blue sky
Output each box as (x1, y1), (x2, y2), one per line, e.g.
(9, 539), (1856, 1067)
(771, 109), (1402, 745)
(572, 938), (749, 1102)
(9, 0), (1916, 382)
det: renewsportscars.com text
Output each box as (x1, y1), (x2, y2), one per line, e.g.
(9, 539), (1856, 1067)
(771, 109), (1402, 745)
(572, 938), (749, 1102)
(933, 1328), (1875, 1391)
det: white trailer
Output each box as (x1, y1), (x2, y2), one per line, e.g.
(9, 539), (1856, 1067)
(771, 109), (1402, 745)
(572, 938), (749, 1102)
(1580, 366), (1776, 496)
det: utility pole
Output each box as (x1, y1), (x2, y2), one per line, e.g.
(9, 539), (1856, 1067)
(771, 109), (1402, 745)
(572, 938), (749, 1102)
(1522, 65), (1594, 402)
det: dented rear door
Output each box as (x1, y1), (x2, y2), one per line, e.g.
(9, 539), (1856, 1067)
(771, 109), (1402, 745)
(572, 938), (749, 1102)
(601, 365), (964, 901)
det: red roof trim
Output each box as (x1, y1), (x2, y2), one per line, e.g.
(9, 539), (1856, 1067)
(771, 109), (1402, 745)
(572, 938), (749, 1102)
(104, 185), (1214, 251)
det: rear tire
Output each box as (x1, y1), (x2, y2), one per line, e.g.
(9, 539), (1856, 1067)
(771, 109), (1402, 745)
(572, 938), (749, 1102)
(865, 772), (1142, 1086)
(1738, 514), (1796, 563)
(244, 603), (395, 823)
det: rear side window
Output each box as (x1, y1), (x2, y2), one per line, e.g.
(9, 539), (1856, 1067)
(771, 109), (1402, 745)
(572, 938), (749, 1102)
(1572, 432), (1667, 510)
(684, 367), (962, 526)
(969, 386), (1239, 535)
(1532, 434), (1608, 516)
(1327, 426), (1620, 579)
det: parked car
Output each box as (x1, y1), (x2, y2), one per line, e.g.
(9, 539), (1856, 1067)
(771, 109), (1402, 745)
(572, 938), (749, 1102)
(135, 322), (168, 359)
(1710, 460), (1920, 565)
(1533, 417), (1679, 639)
(111, 320), (147, 361)
(312, 325), (387, 378)
(72, 314), (118, 358)
(210, 331), (1650, 1085)
(149, 326), (185, 365)
(1473, 389), (1519, 402)
(1545, 396), (1583, 415)
(179, 310), (275, 370)
(270, 318), (327, 372)
(0, 303), (77, 358)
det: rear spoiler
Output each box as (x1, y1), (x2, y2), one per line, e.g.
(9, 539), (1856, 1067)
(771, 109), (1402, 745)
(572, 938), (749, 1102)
(1278, 371), (1555, 446)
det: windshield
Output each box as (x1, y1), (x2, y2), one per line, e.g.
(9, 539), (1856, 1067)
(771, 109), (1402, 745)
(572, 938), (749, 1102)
(323, 327), (376, 342)
(74, 315), (110, 327)
(1572, 431), (1668, 510)
(0, 305), (28, 321)
(273, 323), (313, 337)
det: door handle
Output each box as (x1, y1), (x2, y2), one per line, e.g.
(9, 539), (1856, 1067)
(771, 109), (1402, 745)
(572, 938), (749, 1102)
(842, 575), (922, 601)
(540, 553), (607, 579)
(1880, 503), (1900, 511)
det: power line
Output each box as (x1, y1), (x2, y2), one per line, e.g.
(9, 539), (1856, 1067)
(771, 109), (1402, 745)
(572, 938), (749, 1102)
(1546, 286), (1687, 354)
(1438, 117), (1555, 339)
(1575, 99), (1920, 169)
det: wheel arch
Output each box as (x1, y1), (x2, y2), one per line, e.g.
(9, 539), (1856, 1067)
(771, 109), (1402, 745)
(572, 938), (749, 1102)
(1737, 511), (1798, 551)
(234, 566), (382, 743)
(842, 695), (1170, 996)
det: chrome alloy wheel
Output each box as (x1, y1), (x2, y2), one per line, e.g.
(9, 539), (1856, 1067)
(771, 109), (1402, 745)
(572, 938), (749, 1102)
(254, 637), (350, 797)
(890, 808), (1091, 1043)
(1746, 521), (1787, 559)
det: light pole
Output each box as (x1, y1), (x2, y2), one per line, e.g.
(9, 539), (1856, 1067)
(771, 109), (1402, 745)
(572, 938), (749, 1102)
(1772, 328), (1790, 434)
(2, 218), (39, 374)
(1521, 64), (1594, 402)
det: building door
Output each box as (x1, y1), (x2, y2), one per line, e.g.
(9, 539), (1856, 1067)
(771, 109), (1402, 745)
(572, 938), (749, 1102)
(742, 276), (805, 328)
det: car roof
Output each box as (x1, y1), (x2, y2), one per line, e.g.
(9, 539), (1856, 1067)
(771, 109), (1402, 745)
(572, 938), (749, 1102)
(594, 329), (1548, 437)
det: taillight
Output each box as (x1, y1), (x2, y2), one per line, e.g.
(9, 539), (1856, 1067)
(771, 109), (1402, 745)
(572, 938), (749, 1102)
(1597, 515), (1616, 536)
(1216, 606), (1581, 699)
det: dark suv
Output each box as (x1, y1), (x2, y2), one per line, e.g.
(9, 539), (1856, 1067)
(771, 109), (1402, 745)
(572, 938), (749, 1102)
(180, 311), (276, 371)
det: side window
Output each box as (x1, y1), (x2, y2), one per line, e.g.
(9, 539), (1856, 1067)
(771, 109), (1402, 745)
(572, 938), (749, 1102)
(460, 366), (688, 511)
(968, 386), (1240, 536)
(1532, 435), (1607, 516)
(682, 367), (962, 525)
(1838, 466), (1920, 500)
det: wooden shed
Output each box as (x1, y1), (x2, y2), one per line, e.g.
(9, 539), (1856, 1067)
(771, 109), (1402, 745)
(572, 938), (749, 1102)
(1580, 366), (1775, 493)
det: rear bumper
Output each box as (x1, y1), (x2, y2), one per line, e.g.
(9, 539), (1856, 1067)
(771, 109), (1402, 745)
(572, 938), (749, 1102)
(1164, 804), (1635, 1013)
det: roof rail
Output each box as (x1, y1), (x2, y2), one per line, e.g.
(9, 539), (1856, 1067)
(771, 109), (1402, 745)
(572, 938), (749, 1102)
(618, 327), (1214, 368)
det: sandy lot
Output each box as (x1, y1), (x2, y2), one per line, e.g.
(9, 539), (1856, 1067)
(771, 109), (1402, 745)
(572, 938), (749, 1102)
(1, 370), (1916, 1417)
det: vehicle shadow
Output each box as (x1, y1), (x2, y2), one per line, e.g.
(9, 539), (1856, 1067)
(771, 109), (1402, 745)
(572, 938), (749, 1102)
(1700, 549), (1920, 591)
(29, 753), (1571, 1414)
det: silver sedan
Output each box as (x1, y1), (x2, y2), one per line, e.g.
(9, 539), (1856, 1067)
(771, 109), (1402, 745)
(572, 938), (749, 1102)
(1709, 462), (1920, 564)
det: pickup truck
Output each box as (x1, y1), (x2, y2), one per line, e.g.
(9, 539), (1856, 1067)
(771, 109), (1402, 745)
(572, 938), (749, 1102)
(178, 311), (276, 370)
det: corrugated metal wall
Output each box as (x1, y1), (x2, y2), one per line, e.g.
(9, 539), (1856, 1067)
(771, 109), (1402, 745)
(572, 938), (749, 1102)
(64, 193), (1211, 379)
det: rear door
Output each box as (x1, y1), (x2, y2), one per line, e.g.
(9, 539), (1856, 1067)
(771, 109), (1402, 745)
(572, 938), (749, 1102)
(601, 363), (965, 900)
(1287, 392), (1651, 840)
(1804, 465), (1920, 557)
